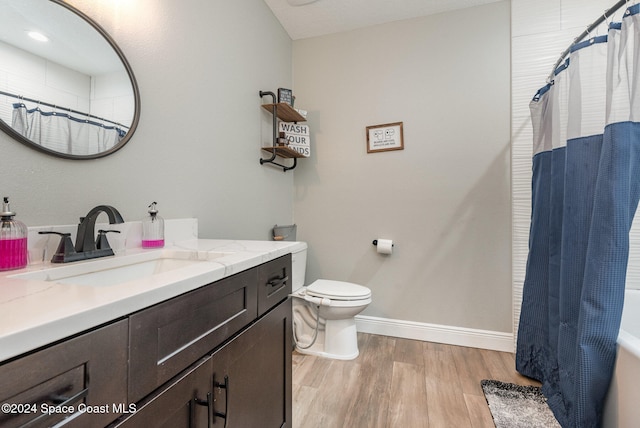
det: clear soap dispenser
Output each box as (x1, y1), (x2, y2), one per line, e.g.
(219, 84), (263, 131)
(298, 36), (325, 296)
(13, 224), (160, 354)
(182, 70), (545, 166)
(0, 197), (28, 271)
(142, 201), (164, 248)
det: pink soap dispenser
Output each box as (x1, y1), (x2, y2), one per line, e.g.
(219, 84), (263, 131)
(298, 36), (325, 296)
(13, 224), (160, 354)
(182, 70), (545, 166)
(142, 202), (164, 249)
(0, 197), (28, 271)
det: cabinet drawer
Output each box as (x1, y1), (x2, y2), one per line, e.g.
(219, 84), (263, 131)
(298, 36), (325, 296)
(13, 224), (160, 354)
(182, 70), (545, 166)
(128, 268), (258, 403)
(0, 319), (128, 428)
(257, 254), (292, 316)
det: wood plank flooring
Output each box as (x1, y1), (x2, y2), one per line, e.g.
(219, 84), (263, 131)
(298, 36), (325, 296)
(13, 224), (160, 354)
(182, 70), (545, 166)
(292, 333), (540, 428)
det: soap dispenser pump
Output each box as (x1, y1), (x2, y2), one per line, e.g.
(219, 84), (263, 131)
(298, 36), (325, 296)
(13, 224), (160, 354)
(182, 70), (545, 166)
(0, 197), (28, 271)
(142, 201), (164, 248)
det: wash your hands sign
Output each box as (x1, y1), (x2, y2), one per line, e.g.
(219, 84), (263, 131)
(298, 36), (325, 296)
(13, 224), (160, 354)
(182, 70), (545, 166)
(279, 122), (310, 157)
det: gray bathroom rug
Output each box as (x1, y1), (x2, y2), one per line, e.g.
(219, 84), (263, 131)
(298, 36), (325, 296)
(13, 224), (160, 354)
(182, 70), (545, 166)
(480, 379), (561, 428)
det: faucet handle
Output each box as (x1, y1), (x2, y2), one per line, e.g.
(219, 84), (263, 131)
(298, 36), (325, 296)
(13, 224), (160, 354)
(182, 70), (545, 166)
(96, 229), (121, 251)
(39, 231), (77, 263)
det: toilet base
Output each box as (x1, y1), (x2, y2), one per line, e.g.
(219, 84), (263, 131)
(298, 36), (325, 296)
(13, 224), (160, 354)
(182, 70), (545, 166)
(295, 317), (360, 360)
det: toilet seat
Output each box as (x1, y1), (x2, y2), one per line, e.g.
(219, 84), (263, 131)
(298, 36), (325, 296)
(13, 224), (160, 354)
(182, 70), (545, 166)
(306, 279), (371, 301)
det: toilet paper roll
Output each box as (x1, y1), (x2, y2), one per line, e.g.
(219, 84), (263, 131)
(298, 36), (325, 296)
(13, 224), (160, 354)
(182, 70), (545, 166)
(376, 239), (393, 255)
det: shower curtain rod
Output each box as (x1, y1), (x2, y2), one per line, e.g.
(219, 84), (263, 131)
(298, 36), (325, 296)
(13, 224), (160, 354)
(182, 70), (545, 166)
(0, 89), (129, 129)
(548, 0), (628, 81)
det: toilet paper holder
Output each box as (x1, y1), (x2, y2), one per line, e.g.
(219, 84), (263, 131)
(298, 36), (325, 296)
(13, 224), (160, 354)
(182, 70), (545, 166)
(372, 239), (394, 247)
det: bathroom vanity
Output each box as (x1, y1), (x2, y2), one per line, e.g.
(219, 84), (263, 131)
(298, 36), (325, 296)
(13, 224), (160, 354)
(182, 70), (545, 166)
(0, 239), (299, 428)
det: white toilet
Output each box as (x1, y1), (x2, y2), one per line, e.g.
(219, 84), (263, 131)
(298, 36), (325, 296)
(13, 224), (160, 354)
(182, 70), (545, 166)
(291, 244), (372, 360)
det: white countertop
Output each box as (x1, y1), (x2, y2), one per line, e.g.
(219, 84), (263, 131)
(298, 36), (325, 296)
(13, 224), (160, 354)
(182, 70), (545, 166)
(0, 239), (306, 362)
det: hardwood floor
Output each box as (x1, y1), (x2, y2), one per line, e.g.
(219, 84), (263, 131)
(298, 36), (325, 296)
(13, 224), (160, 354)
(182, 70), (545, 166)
(292, 333), (540, 428)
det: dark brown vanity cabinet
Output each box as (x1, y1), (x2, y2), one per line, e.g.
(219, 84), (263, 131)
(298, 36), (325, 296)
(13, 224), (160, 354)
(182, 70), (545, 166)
(119, 253), (293, 427)
(113, 299), (292, 428)
(128, 268), (259, 403)
(0, 320), (128, 428)
(1, 254), (293, 428)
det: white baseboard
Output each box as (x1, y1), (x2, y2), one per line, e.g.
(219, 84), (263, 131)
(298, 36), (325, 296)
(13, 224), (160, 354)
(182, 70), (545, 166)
(355, 315), (515, 353)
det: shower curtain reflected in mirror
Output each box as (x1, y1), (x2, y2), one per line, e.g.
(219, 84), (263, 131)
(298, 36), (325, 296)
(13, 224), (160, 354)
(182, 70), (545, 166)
(11, 103), (125, 156)
(516, 8), (640, 428)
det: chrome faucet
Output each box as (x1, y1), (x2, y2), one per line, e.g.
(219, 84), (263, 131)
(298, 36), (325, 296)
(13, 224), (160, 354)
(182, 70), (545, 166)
(40, 205), (124, 263)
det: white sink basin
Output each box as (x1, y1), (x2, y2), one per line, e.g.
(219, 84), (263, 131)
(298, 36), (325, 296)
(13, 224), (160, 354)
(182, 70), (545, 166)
(49, 258), (206, 287)
(10, 250), (231, 287)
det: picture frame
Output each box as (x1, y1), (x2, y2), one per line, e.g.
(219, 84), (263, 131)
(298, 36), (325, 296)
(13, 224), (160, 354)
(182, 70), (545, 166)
(278, 88), (293, 106)
(366, 122), (404, 153)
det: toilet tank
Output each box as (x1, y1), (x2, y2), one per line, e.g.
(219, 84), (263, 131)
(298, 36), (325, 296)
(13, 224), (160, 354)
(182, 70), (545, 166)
(291, 243), (308, 292)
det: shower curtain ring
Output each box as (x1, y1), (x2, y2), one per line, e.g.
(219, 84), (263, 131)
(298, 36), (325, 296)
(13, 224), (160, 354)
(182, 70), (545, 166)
(603, 9), (611, 29)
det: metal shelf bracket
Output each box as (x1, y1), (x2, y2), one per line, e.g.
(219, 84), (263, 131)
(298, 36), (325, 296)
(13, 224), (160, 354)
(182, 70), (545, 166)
(259, 90), (297, 172)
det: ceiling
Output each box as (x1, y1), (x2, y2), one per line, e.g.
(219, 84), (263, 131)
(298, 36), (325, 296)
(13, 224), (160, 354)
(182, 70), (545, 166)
(263, 0), (503, 40)
(0, 0), (122, 76)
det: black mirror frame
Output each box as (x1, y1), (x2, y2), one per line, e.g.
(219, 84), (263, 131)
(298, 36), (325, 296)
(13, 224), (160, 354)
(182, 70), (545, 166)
(0, 0), (140, 160)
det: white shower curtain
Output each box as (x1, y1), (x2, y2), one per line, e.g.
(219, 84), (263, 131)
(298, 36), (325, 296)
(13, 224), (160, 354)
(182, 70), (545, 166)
(516, 7), (640, 428)
(11, 104), (124, 156)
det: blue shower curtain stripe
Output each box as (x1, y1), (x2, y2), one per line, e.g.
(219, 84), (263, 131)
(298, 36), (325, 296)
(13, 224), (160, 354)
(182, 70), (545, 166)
(517, 7), (640, 428)
(10, 104), (125, 156)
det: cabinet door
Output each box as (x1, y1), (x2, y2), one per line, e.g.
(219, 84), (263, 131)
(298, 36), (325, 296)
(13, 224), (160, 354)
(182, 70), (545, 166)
(0, 319), (128, 428)
(109, 357), (211, 428)
(209, 298), (292, 428)
(257, 254), (292, 316)
(128, 268), (258, 403)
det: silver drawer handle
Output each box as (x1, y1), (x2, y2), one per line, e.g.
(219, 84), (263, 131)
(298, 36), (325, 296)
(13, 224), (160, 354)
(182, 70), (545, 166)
(20, 388), (88, 428)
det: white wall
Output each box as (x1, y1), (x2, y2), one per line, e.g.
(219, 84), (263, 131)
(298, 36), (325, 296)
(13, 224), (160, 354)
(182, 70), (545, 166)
(0, 41), (92, 124)
(91, 71), (135, 127)
(292, 2), (512, 333)
(0, 0), (295, 241)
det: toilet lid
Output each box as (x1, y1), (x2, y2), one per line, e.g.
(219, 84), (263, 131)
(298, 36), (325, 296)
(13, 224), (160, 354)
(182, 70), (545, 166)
(306, 279), (371, 300)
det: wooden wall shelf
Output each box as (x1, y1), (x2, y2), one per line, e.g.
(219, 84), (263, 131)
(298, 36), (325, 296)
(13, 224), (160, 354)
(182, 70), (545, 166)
(261, 103), (306, 123)
(261, 146), (306, 159)
(259, 90), (307, 171)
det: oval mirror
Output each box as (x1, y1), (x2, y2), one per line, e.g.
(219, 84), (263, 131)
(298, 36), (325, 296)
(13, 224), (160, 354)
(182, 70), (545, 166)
(0, 0), (140, 159)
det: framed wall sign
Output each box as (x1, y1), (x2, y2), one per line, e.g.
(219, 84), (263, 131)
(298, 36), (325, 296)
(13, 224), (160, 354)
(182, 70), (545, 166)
(278, 88), (293, 106)
(366, 122), (404, 153)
